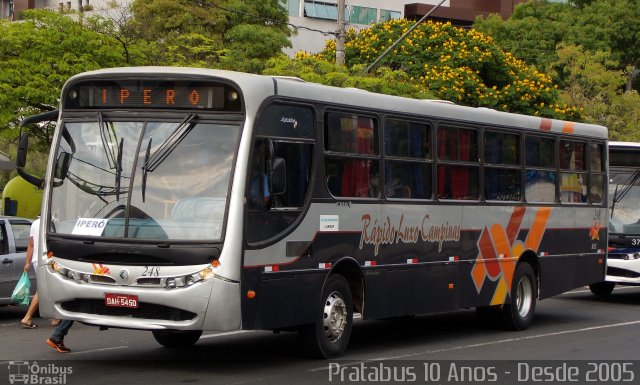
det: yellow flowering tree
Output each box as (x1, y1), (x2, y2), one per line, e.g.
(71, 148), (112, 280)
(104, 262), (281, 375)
(312, 19), (580, 120)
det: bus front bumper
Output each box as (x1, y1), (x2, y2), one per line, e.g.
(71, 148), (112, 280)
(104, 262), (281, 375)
(605, 254), (640, 285)
(38, 264), (241, 332)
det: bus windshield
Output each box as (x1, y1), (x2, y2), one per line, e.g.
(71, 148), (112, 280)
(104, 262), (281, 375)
(609, 169), (640, 235)
(49, 117), (240, 241)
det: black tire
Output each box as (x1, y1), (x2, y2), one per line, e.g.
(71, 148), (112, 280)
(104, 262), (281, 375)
(152, 330), (202, 348)
(589, 281), (615, 297)
(502, 263), (537, 331)
(300, 274), (353, 358)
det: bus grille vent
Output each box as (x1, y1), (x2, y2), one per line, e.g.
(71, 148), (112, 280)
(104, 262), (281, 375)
(607, 267), (640, 279)
(61, 299), (196, 321)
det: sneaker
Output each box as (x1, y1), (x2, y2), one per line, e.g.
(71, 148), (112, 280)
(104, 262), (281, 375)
(46, 338), (71, 353)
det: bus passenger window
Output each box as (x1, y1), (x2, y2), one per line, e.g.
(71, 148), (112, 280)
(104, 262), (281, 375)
(560, 140), (587, 203)
(324, 112), (379, 199)
(525, 135), (556, 203)
(484, 131), (521, 201)
(384, 119), (432, 199)
(589, 143), (605, 204)
(436, 126), (478, 200)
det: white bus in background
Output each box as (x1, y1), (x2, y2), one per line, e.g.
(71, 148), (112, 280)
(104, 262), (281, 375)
(590, 141), (640, 296)
(17, 67), (608, 358)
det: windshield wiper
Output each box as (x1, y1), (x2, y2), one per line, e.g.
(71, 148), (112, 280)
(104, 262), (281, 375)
(98, 112), (118, 169)
(115, 138), (124, 201)
(611, 169), (640, 218)
(142, 137), (152, 202)
(141, 113), (197, 201)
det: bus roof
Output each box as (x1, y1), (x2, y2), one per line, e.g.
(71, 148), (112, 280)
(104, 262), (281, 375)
(65, 67), (608, 139)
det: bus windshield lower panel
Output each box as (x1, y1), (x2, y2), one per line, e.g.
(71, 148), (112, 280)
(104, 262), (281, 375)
(49, 118), (239, 241)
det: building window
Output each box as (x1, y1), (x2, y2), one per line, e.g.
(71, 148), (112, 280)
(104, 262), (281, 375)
(304, 1), (347, 21)
(349, 6), (377, 25)
(281, 0), (300, 17)
(380, 9), (401, 23)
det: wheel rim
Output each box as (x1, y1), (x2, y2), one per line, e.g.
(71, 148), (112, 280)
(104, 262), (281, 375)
(516, 275), (533, 318)
(323, 291), (347, 342)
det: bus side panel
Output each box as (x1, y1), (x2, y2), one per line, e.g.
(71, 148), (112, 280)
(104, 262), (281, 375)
(241, 267), (324, 330)
(363, 263), (461, 319)
(539, 254), (605, 299)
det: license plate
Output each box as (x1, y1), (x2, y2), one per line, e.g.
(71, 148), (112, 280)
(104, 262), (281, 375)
(104, 293), (139, 308)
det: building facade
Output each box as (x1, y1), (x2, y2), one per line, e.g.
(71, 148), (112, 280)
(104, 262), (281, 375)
(1, 0), (128, 20)
(3, 0), (532, 55)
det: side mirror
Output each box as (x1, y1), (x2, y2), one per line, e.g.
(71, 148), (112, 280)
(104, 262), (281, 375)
(271, 157), (286, 195)
(17, 134), (28, 168)
(54, 152), (72, 180)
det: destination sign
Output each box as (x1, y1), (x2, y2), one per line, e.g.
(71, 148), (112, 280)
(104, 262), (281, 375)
(64, 80), (242, 111)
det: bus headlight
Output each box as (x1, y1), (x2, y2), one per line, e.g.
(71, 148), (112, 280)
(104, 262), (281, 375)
(166, 277), (177, 289)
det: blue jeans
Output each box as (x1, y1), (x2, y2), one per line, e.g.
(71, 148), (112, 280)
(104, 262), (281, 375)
(51, 320), (74, 342)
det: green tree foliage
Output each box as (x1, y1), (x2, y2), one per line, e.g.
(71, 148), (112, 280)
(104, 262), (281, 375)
(572, 0), (640, 91)
(263, 54), (435, 99)
(474, 1), (573, 74)
(474, 0), (640, 138)
(553, 44), (640, 141)
(303, 19), (577, 120)
(0, 10), (127, 147)
(129, 0), (292, 72)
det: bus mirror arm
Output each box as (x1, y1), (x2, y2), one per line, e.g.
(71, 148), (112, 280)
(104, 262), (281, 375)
(16, 109), (59, 189)
(16, 133), (45, 189)
(271, 157), (286, 195)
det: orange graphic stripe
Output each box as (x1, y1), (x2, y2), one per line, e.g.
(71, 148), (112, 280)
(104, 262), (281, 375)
(562, 121), (575, 134)
(540, 118), (552, 131)
(506, 207), (526, 245)
(525, 208), (552, 251)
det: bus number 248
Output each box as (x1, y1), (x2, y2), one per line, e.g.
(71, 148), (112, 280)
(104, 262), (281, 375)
(143, 266), (160, 277)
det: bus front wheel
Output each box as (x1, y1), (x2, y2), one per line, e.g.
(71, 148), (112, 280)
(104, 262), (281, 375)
(502, 263), (537, 331)
(152, 330), (202, 348)
(589, 281), (615, 296)
(300, 274), (353, 358)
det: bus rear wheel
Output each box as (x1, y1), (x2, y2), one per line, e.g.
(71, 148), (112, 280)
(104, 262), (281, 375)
(502, 263), (537, 331)
(152, 330), (202, 348)
(589, 281), (615, 296)
(300, 274), (353, 358)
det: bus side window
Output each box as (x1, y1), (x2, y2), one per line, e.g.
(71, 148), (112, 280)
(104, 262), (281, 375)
(246, 103), (315, 244)
(525, 135), (556, 203)
(589, 142), (605, 204)
(325, 112), (379, 198)
(384, 119), (432, 200)
(484, 131), (521, 202)
(560, 140), (587, 203)
(437, 126), (479, 200)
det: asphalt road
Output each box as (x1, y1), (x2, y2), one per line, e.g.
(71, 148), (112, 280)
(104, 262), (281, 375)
(1, 286), (639, 385)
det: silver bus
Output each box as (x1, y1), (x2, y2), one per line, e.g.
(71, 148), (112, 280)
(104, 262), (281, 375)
(18, 67), (608, 357)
